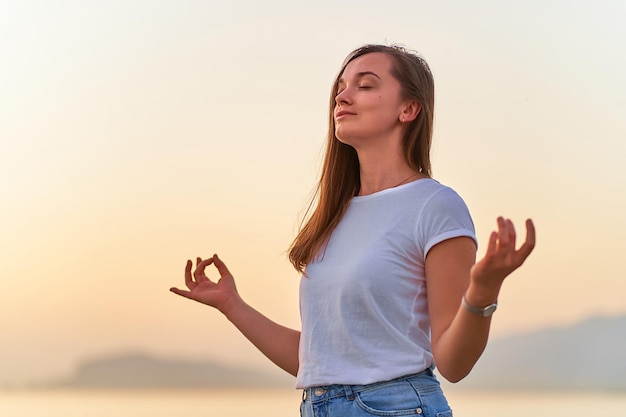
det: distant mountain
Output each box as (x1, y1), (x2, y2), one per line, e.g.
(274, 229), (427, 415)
(459, 314), (626, 391)
(42, 352), (293, 389)
(34, 315), (626, 391)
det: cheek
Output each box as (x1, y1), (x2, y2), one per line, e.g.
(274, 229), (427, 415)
(363, 96), (391, 117)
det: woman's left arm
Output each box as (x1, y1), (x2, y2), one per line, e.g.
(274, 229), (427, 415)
(425, 217), (535, 383)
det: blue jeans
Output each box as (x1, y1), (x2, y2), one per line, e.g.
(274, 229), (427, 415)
(300, 369), (453, 417)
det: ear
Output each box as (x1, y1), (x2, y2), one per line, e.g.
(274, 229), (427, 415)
(399, 100), (421, 123)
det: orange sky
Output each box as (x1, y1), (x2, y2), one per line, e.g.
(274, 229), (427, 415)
(1, 1), (625, 385)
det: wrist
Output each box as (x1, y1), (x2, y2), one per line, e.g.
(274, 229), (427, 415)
(220, 293), (246, 320)
(464, 283), (500, 307)
(462, 293), (498, 317)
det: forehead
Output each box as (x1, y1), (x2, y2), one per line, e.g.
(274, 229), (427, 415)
(339, 52), (394, 81)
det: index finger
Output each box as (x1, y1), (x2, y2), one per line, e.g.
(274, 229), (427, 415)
(193, 256), (215, 282)
(213, 254), (232, 277)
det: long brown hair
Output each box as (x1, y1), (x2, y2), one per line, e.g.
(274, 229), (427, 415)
(288, 45), (435, 273)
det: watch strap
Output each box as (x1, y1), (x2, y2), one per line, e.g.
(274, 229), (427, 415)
(462, 294), (498, 317)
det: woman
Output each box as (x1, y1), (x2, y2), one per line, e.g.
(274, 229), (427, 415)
(171, 44), (535, 417)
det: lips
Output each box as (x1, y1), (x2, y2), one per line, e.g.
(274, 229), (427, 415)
(335, 110), (356, 120)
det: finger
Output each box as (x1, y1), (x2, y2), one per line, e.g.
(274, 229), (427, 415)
(193, 256), (215, 282)
(507, 218), (517, 251)
(213, 254), (232, 278)
(170, 287), (193, 299)
(515, 219), (536, 263)
(194, 257), (204, 283)
(184, 260), (193, 289)
(496, 217), (509, 250)
(485, 231), (498, 257)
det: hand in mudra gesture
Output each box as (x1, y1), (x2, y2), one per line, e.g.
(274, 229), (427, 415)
(170, 254), (239, 313)
(470, 217), (536, 291)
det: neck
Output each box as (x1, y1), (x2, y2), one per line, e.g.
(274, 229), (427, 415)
(356, 148), (424, 196)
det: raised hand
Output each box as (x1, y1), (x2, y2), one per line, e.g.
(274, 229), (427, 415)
(170, 254), (239, 313)
(470, 217), (536, 294)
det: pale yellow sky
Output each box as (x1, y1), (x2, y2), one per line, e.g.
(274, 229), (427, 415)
(1, 1), (625, 385)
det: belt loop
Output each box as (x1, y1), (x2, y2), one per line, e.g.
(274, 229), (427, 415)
(343, 384), (355, 401)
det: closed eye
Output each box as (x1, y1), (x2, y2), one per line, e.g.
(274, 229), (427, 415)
(335, 85), (373, 96)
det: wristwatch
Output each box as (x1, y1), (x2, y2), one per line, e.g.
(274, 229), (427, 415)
(462, 294), (498, 317)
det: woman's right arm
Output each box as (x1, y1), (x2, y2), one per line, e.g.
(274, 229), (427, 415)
(170, 254), (300, 376)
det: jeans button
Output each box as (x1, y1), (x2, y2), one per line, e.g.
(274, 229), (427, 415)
(314, 388), (325, 396)
(415, 408), (423, 414)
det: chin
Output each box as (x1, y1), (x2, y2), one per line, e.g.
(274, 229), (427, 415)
(335, 128), (361, 146)
(336, 131), (378, 151)
(335, 136), (358, 148)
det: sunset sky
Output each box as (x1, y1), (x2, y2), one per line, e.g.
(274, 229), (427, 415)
(1, 0), (625, 386)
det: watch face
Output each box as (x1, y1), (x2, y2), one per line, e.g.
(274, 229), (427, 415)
(482, 304), (497, 317)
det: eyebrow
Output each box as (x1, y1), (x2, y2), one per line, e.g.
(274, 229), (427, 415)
(337, 71), (381, 85)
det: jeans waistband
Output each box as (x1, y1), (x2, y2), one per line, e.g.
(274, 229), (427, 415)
(302, 368), (435, 402)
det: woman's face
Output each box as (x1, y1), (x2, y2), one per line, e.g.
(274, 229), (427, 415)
(333, 52), (406, 148)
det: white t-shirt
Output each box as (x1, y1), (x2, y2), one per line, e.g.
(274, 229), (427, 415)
(296, 178), (476, 388)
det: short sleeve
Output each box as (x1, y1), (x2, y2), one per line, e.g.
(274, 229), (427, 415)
(416, 186), (477, 257)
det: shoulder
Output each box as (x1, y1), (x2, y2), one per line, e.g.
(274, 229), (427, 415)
(425, 182), (469, 213)
(404, 179), (470, 214)
(411, 180), (476, 253)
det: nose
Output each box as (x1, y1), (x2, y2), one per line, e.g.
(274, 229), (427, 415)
(335, 87), (351, 105)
